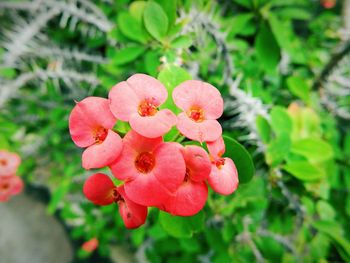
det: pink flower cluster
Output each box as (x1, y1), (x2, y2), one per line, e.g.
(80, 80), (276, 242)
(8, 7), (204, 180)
(69, 74), (239, 229)
(0, 150), (23, 202)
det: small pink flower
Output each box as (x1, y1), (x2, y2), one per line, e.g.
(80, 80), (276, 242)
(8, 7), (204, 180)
(109, 130), (186, 207)
(69, 97), (123, 170)
(0, 150), (21, 177)
(207, 137), (239, 195)
(82, 238), (99, 253)
(172, 80), (223, 142)
(109, 74), (177, 138)
(83, 173), (148, 229)
(163, 145), (211, 216)
(0, 175), (24, 202)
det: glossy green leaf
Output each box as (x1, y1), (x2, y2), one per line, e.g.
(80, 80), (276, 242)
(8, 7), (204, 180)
(159, 210), (204, 238)
(223, 135), (255, 184)
(110, 45), (146, 65)
(266, 133), (291, 166)
(117, 12), (148, 44)
(256, 115), (271, 143)
(283, 161), (325, 181)
(144, 1), (169, 42)
(270, 106), (292, 137)
(287, 76), (310, 103)
(255, 23), (280, 72)
(291, 138), (334, 162)
(171, 35), (192, 49)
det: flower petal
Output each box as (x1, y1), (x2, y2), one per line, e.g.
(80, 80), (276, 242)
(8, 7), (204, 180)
(208, 158), (239, 195)
(127, 74), (167, 105)
(207, 136), (225, 158)
(82, 130), (123, 170)
(164, 181), (208, 216)
(83, 173), (115, 206)
(177, 113), (222, 142)
(129, 109), (177, 138)
(172, 80), (223, 119)
(0, 150), (21, 177)
(117, 185), (148, 229)
(69, 97), (116, 148)
(124, 172), (171, 207)
(108, 81), (139, 121)
(9, 176), (23, 195)
(123, 129), (163, 153)
(153, 143), (186, 192)
(182, 145), (211, 182)
(0, 175), (23, 202)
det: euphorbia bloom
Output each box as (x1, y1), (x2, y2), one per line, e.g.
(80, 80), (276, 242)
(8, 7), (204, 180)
(0, 175), (24, 202)
(83, 173), (147, 229)
(109, 74), (177, 138)
(0, 150), (21, 177)
(172, 80), (223, 142)
(69, 97), (122, 170)
(109, 130), (186, 207)
(82, 238), (99, 253)
(164, 145), (211, 216)
(207, 137), (239, 195)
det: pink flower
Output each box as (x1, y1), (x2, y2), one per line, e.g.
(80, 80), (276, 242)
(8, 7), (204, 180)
(0, 175), (24, 202)
(82, 238), (99, 253)
(109, 74), (177, 138)
(0, 150), (21, 177)
(207, 137), (239, 195)
(83, 173), (148, 229)
(69, 97), (123, 170)
(163, 145), (211, 216)
(109, 130), (186, 207)
(172, 80), (223, 142)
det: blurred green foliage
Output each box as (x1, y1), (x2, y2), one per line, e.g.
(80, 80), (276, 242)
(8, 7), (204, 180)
(0, 0), (349, 262)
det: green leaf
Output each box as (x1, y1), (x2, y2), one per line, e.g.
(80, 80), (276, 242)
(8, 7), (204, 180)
(155, 0), (177, 28)
(158, 65), (191, 114)
(233, 0), (252, 8)
(144, 50), (160, 76)
(256, 115), (271, 143)
(129, 1), (147, 21)
(171, 35), (192, 49)
(316, 201), (336, 221)
(291, 138), (334, 162)
(283, 161), (325, 181)
(47, 180), (70, 214)
(286, 76), (310, 103)
(0, 67), (16, 79)
(266, 133), (291, 166)
(222, 135), (255, 184)
(117, 12), (148, 44)
(159, 210), (204, 238)
(229, 13), (254, 37)
(143, 1), (169, 42)
(0, 135), (9, 149)
(313, 220), (350, 261)
(110, 45), (146, 66)
(270, 106), (292, 137)
(255, 23), (280, 72)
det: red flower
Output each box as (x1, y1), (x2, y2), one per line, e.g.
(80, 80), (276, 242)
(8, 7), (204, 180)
(83, 173), (148, 229)
(82, 238), (99, 253)
(0, 150), (21, 177)
(109, 130), (186, 207)
(109, 74), (177, 138)
(0, 175), (24, 202)
(163, 145), (211, 216)
(172, 80), (223, 142)
(69, 97), (123, 170)
(207, 137), (239, 195)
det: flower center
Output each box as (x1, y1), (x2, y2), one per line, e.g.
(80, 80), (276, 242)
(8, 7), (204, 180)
(213, 158), (225, 169)
(0, 159), (7, 166)
(188, 106), (204, 122)
(93, 127), (108, 143)
(138, 100), (158, 117)
(1, 183), (10, 191)
(112, 188), (123, 203)
(135, 152), (156, 173)
(184, 168), (191, 182)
